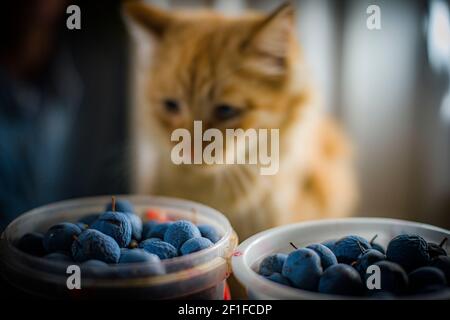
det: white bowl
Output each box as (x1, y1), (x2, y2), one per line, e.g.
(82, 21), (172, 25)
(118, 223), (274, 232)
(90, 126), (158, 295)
(231, 217), (450, 299)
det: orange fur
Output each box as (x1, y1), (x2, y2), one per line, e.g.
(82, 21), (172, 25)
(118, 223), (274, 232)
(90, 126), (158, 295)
(125, 1), (358, 240)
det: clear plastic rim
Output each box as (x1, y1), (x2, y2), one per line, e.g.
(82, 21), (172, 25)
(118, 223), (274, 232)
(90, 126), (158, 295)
(231, 217), (450, 300)
(1, 194), (236, 287)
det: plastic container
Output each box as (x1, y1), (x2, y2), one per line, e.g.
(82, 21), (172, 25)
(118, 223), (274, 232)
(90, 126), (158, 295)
(231, 217), (450, 299)
(0, 195), (237, 299)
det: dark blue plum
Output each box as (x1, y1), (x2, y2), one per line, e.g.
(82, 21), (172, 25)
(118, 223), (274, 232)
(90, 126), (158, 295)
(386, 234), (430, 272)
(332, 235), (371, 264)
(117, 252), (165, 278)
(124, 212), (143, 241)
(180, 237), (213, 255)
(77, 213), (100, 226)
(322, 239), (337, 252)
(106, 199), (134, 213)
(259, 253), (288, 276)
(142, 221), (159, 239)
(79, 259), (110, 277)
(164, 220), (201, 250)
(318, 264), (364, 296)
(197, 224), (221, 243)
(354, 249), (386, 278)
(146, 222), (173, 240)
(43, 222), (82, 253)
(106, 198), (142, 241)
(306, 243), (338, 270)
(139, 238), (178, 260)
(81, 259), (109, 268)
(72, 229), (121, 263)
(282, 248), (322, 291)
(427, 238), (447, 259)
(370, 243), (385, 255)
(265, 273), (291, 286)
(372, 260), (408, 295)
(18, 232), (46, 256)
(430, 256), (450, 284)
(369, 235), (385, 254)
(91, 211), (132, 248)
(75, 222), (88, 231)
(119, 248), (160, 263)
(408, 267), (447, 293)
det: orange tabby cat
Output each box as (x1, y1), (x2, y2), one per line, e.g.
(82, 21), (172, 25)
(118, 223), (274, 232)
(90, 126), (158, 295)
(125, 1), (358, 240)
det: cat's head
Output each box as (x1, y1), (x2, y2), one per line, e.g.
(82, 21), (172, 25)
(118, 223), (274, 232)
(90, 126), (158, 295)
(125, 1), (309, 173)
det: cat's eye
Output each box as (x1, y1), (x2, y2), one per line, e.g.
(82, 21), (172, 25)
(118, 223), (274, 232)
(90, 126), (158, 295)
(213, 104), (243, 121)
(163, 99), (180, 114)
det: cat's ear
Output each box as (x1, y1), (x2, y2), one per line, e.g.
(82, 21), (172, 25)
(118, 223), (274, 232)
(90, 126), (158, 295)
(123, 1), (171, 37)
(242, 2), (295, 76)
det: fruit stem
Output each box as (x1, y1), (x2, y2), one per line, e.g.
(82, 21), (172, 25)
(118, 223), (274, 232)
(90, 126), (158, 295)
(370, 234), (378, 244)
(112, 196), (116, 212)
(290, 242), (298, 250)
(129, 240), (138, 249)
(439, 237), (448, 248)
(357, 241), (366, 253)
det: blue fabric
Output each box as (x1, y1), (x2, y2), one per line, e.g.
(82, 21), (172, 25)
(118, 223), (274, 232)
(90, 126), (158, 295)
(0, 50), (81, 229)
(0, 6), (131, 231)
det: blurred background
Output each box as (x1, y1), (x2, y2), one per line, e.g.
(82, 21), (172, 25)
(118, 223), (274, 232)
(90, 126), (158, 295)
(0, 0), (449, 230)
